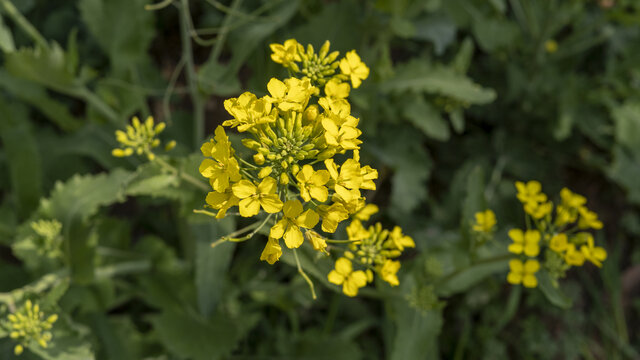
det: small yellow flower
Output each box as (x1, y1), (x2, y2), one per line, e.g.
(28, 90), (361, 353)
(222, 92), (274, 132)
(560, 188), (586, 208)
(324, 78), (350, 99)
(339, 50), (369, 88)
(524, 200), (553, 219)
(7, 300), (58, 355)
(507, 259), (540, 288)
(265, 77), (317, 112)
(295, 165), (330, 202)
(269, 39), (301, 70)
(352, 203), (379, 221)
(232, 177), (283, 217)
(346, 219), (370, 241)
(306, 230), (328, 253)
(316, 203), (350, 233)
(269, 200), (319, 248)
(508, 229), (540, 257)
(260, 237), (282, 265)
(580, 234), (607, 267)
(378, 259), (401, 286)
(325, 158), (363, 201)
(544, 39), (558, 53)
(549, 233), (569, 253)
(387, 226), (415, 251)
(515, 180), (547, 205)
(472, 209), (496, 233)
(205, 189), (239, 219)
(327, 257), (368, 297)
(564, 243), (586, 266)
(199, 126), (242, 192)
(577, 207), (603, 230)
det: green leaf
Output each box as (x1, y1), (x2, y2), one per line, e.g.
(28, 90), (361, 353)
(413, 15), (457, 55)
(452, 37), (474, 74)
(608, 146), (640, 205)
(537, 270), (573, 309)
(191, 217), (236, 317)
(0, 99), (42, 219)
(402, 95), (450, 141)
(0, 70), (82, 131)
(472, 17), (520, 52)
(150, 310), (242, 360)
(29, 319), (95, 360)
(382, 60), (496, 104)
(78, 0), (154, 73)
(0, 13), (15, 52)
(198, 61), (241, 96)
(462, 165), (486, 230)
(436, 255), (510, 296)
(612, 101), (640, 156)
(449, 108), (465, 133)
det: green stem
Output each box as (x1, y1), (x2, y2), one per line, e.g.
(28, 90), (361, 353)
(0, 0), (48, 49)
(325, 239), (360, 244)
(179, 0), (205, 146)
(208, 0), (243, 63)
(294, 248), (317, 300)
(154, 156), (210, 191)
(145, 0), (174, 11)
(75, 87), (120, 124)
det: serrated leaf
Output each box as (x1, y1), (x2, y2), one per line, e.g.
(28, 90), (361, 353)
(537, 270), (573, 309)
(382, 60), (496, 104)
(402, 95), (450, 141)
(0, 100), (42, 219)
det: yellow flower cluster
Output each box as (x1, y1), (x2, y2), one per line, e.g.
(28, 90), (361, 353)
(6, 300), (58, 355)
(507, 181), (607, 288)
(270, 39), (370, 88)
(112, 116), (176, 161)
(327, 219), (415, 296)
(472, 209), (496, 234)
(199, 39), (409, 297)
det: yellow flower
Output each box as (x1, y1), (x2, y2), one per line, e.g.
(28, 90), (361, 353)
(555, 204), (578, 227)
(524, 201), (553, 219)
(545, 40), (558, 53)
(515, 180), (547, 205)
(306, 230), (328, 253)
(325, 158), (363, 201)
(222, 92), (274, 132)
(327, 257), (368, 297)
(353, 203), (378, 221)
(565, 243), (586, 266)
(387, 226), (415, 251)
(232, 177), (283, 217)
(295, 165), (330, 202)
(378, 259), (401, 286)
(508, 229), (540, 257)
(507, 259), (540, 288)
(549, 233), (569, 253)
(260, 237), (283, 264)
(321, 117), (362, 151)
(316, 202), (349, 233)
(577, 207), (603, 230)
(199, 126), (241, 192)
(269, 39), (302, 70)
(472, 209), (496, 233)
(205, 189), (239, 219)
(269, 200), (319, 249)
(580, 234), (607, 267)
(324, 78), (350, 99)
(265, 77), (316, 112)
(560, 188), (586, 208)
(346, 219), (370, 241)
(7, 300), (58, 355)
(339, 50), (369, 88)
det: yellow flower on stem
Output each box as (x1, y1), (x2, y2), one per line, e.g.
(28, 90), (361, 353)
(577, 207), (603, 230)
(508, 229), (540, 257)
(549, 233), (569, 253)
(260, 237), (283, 265)
(269, 39), (302, 70)
(524, 201), (553, 219)
(472, 209), (496, 233)
(352, 203), (378, 221)
(560, 188), (586, 208)
(515, 180), (547, 205)
(324, 78), (350, 99)
(316, 203), (349, 233)
(265, 77), (316, 112)
(507, 259), (540, 288)
(325, 158), (363, 202)
(346, 219), (370, 241)
(339, 50), (369, 88)
(327, 257), (368, 297)
(306, 230), (328, 253)
(295, 165), (330, 202)
(205, 189), (239, 219)
(232, 177), (283, 217)
(322, 117), (362, 151)
(269, 200), (319, 249)
(580, 234), (607, 267)
(564, 243), (586, 266)
(199, 126), (241, 192)
(377, 259), (401, 286)
(387, 226), (415, 251)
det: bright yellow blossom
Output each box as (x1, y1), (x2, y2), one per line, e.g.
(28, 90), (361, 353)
(316, 203), (349, 233)
(472, 209), (496, 233)
(549, 233), (569, 253)
(232, 177), (283, 217)
(580, 234), (607, 267)
(269, 200), (319, 248)
(265, 77), (317, 112)
(524, 200), (553, 219)
(339, 50), (369, 88)
(199, 126), (242, 192)
(324, 78), (350, 99)
(507, 259), (540, 288)
(508, 229), (540, 257)
(378, 259), (401, 286)
(205, 189), (239, 219)
(328, 257), (368, 297)
(222, 92), (275, 132)
(564, 243), (586, 266)
(306, 230), (328, 253)
(388, 226), (415, 251)
(260, 237), (283, 265)
(578, 207), (603, 230)
(295, 165), (330, 202)
(515, 180), (547, 205)
(353, 203), (378, 221)
(269, 39), (302, 70)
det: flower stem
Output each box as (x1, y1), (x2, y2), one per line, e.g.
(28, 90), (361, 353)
(294, 248), (317, 300)
(0, 0), (48, 49)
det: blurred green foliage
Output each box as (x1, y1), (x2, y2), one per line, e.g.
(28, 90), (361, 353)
(0, 0), (639, 358)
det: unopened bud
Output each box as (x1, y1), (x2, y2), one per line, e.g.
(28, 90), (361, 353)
(258, 166), (273, 178)
(253, 153), (265, 165)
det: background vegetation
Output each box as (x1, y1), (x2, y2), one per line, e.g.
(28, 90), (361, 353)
(0, 0), (639, 358)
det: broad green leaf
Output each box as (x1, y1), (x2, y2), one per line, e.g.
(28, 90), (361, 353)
(150, 310), (243, 360)
(0, 13), (15, 52)
(382, 60), (496, 104)
(191, 216), (235, 317)
(0, 100), (42, 219)
(78, 0), (154, 73)
(413, 15), (457, 55)
(4, 42), (83, 93)
(537, 270), (573, 309)
(402, 95), (450, 141)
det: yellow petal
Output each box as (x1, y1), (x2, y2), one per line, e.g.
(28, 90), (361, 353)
(283, 200), (303, 219)
(334, 257), (352, 276)
(508, 229), (524, 243)
(267, 78), (287, 98)
(522, 274), (538, 288)
(238, 198), (260, 217)
(328, 270), (344, 285)
(232, 180), (257, 199)
(259, 195), (283, 213)
(269, 219), (287, 239)
(524, 259), (540, 273)
(258, 177), (278, 194)
(283, 226), (304, 249)
(507, 271), (522, 285)
(296, 209), (319, 229)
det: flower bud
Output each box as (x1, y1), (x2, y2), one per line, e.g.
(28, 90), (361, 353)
(280, 173), (290, 185)
(258, 166), (273, 178)
(303, 105), (319, 122)
(253, 153), (265, 165)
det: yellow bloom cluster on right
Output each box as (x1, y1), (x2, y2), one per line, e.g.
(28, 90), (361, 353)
(507, 181), (607, 288)
(6, 300), (58, 355)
